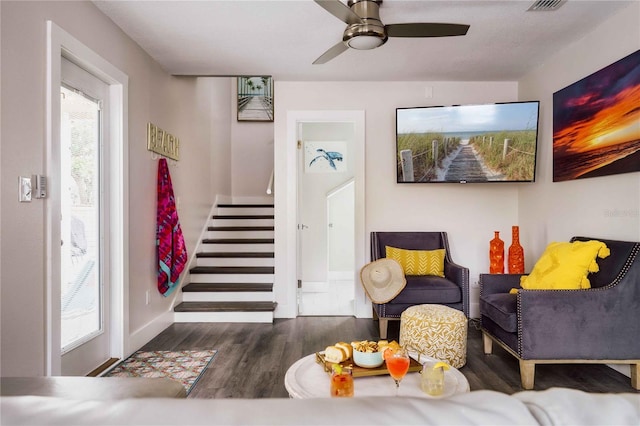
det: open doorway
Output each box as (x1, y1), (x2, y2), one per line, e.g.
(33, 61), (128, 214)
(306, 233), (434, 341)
(278, 110), (367, 320)
(297, 122), (355, 315)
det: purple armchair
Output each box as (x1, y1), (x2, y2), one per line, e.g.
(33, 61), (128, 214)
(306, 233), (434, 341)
(480, 236), (640, 390)
(370, 232), (469, 339)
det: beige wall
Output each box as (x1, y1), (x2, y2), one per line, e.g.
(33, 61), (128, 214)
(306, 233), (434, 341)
(1, 0), (637, 377)
(0, 1), (228, 376)
(273, 4), (640, 319)
(209, 78), (233, 199)
(230, 79), (274, 199)
(517, 1), (640, 264)
(274, 81), (520, 318)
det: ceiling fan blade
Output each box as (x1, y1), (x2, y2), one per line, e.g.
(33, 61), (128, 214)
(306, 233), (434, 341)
(313, 41), (349, 65)
(386, 23), (470, 38)
(314, 0), (363, 25)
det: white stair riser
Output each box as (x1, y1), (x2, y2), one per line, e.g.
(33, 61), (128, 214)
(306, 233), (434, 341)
(181, 204), (277, 324)
(190, 274), (274, 283)
(174, 311), (274, 323)
(201, 243), (274, 252)
(206, 230), (274, 239)
(182, 292), (274, 302)
(196, 257), (274, 267)
(217, 207), (273, 216)
(210, 218), (274, 227)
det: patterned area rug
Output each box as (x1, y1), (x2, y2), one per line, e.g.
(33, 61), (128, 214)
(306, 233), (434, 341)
(104, 350), (217, 395)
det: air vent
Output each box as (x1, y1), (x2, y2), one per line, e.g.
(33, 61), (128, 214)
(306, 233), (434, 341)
(528, 0), (566, 11)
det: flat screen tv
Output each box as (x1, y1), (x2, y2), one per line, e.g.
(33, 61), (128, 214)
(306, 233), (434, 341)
(396, 101), (540, 183)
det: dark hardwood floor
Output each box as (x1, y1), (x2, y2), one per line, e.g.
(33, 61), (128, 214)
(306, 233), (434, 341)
(139, 317), (637, 398)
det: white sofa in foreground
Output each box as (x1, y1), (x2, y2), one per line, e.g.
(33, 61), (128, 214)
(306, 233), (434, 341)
(2, 387), (639, 425)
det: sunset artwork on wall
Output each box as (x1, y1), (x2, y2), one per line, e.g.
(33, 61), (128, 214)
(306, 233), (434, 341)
(552, 49), (640, 182)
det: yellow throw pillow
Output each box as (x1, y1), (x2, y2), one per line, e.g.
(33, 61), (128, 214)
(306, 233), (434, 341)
(520, 240), (610, 290)
(385, 246), (445, 277)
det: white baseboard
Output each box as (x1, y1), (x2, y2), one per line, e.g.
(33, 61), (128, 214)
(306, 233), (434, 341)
(127, 310), (174, 356)
(274, 301), (296, 318)
(174, 311), (273, 323)
(355, 301), (373, 318)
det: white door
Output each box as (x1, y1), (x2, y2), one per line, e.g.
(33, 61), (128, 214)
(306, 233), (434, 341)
(59, 58), (111, 375)
(297, 122), (355, 316)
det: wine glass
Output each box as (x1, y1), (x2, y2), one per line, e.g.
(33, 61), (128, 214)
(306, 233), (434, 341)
(385, 347), (410, 396)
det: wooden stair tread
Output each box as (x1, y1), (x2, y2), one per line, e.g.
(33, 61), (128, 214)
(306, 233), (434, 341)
(180, 202), (278, 322)
(182, 283), (273, 292)
(212, 215), (274, 220)
(207, 226), (274, 231)
(190, 266), (274, 274)
(174, 301), (277, 312)
(202, 238), (274, 244)
(196, 252), (274, 258)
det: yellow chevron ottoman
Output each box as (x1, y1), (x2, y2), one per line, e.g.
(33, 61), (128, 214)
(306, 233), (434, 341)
(399, 304), (467, 368)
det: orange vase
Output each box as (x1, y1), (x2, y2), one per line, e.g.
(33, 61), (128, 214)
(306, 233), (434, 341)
(489, 231), (504, 274)
(508, 226), (525, 274)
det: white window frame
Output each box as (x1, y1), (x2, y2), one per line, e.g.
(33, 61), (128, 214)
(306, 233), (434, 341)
(46, 21), (129, 375)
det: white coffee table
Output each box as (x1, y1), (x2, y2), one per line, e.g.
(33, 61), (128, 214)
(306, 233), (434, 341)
(284, 351), (470, 399)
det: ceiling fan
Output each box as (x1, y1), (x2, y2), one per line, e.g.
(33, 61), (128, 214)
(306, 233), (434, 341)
(313, 0), (470, 64)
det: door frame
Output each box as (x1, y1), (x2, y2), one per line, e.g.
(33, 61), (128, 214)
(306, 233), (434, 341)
(277, 110), (369, 319)
(46, 21), (129, 375)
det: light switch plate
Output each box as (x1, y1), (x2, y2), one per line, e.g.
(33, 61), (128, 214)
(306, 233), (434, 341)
(19, 176), (32, 202)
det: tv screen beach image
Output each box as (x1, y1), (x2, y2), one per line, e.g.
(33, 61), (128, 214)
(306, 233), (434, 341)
(396, 102), (539, 183)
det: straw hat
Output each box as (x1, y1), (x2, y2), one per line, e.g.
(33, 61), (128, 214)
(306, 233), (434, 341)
(360, 258), (406, 304)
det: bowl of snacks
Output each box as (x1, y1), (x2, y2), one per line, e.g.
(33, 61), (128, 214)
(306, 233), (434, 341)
(351, 340), (384, 368)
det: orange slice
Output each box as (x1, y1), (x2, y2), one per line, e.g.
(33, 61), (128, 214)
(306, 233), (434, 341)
(383, 347), (396, 361)
(433, 361), (450, 371)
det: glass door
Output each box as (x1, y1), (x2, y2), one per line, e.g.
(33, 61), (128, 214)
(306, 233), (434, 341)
(60, 84), (101, 351)
(59, 57), (110, 375)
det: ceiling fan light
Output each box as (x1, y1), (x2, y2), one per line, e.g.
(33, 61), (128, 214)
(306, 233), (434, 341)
(347, 35), (384, 50)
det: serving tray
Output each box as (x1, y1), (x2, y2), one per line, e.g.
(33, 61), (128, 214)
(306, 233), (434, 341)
(315, 351), (422, 378)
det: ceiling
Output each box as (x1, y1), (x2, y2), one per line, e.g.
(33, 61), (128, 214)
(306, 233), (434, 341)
(92, 0), (633, 81)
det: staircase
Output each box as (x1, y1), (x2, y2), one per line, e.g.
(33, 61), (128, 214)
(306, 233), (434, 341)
(174, 203), (277, 323)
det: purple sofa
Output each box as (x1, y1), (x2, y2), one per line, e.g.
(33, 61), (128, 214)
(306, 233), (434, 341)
(480, 236), (640, 390)
(370, 231), (470, 339)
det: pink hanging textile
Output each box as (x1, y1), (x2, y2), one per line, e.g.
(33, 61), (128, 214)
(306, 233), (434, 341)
(156, 158), (187, 296)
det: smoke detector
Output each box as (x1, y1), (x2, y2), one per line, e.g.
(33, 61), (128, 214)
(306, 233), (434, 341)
(528, 0), (567, 11)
